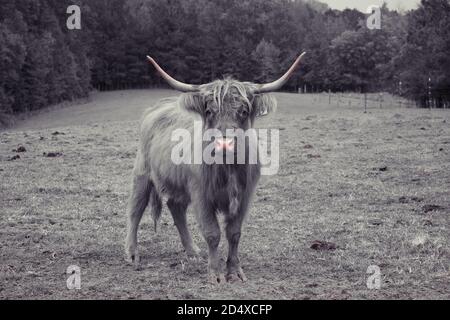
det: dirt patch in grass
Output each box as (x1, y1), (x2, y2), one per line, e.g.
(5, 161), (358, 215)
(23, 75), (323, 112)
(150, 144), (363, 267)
(0, 92), (449, 299)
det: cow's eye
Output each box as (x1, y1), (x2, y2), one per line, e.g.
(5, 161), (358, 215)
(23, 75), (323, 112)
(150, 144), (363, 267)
(205, 109), (212, 117)
(240, 110), (249, 118)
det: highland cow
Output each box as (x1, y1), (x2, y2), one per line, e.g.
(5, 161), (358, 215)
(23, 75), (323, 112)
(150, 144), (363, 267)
(125, 53), (306, 283)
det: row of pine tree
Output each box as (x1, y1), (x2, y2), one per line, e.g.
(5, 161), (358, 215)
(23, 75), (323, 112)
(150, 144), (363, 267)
(1, 0), (449, 118)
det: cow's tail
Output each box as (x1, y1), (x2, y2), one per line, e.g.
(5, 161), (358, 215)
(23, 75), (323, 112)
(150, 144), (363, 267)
(149, 187), (162, 232)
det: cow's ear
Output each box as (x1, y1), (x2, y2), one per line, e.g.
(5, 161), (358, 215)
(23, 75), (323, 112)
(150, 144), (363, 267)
(252, 94), (277, 118)
(179, 92), (205, 114)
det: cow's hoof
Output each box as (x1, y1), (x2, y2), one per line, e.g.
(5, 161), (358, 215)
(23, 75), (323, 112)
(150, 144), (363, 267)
(125, 251), (140, 267)
(226, 267), (247, 283)
(185, 244), (201, 262)
(186, 254), (201, 264)
(208, 271), (226, 284)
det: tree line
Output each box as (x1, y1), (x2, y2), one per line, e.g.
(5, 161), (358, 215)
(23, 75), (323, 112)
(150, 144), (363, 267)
(1, 0), (449, 121)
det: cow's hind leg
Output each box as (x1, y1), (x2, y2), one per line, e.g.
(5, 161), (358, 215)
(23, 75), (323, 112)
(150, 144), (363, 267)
(125, 175), (152, 265)
(167, 198), (200, 259)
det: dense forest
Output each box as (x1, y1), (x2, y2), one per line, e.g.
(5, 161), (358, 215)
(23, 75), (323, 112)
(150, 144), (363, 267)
(1, 0), (450, 120)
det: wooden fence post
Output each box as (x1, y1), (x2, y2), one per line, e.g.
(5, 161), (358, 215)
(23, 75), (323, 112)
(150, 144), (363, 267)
(364, 93), (367, 113)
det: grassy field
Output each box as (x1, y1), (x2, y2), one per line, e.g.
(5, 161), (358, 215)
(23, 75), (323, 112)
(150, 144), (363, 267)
(1, 90), (449, 299)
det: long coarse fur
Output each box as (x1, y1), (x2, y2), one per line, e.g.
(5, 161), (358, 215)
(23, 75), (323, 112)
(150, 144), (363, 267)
(135, 78), (276, 227)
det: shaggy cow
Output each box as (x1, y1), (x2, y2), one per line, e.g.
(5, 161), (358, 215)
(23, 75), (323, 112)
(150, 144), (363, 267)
(125, 53), (306, 283)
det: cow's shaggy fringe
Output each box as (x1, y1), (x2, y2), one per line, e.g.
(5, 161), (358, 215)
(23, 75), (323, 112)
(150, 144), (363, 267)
(199, 78), (256, 112)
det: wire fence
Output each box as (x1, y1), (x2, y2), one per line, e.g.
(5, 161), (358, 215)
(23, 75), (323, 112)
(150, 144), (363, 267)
(305, 91), (434, 111)
(93, 83), (449, 111)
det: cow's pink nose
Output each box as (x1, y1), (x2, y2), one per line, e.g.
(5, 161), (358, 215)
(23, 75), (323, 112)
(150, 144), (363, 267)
(215, 137), (234, 152)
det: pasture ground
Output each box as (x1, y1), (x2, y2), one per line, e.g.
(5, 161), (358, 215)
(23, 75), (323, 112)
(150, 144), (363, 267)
(1, 90), (449, 299)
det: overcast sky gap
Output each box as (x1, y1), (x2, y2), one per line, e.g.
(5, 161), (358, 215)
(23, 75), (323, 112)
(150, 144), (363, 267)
(318, 0), (421, 12)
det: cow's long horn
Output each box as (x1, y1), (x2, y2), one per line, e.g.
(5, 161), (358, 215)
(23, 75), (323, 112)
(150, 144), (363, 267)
(146, 55), (199, 92)
(255, 52), (306, 93)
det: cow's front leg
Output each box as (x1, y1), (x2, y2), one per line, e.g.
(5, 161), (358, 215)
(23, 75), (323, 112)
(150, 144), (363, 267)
(225, 213), (247, 282)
